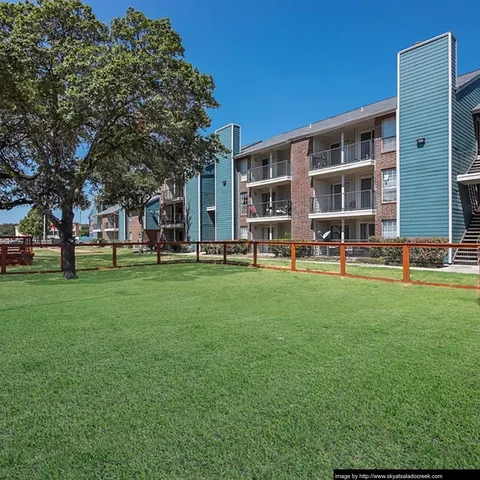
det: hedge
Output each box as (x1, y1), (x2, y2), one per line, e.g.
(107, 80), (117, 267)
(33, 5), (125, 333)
(204, 241), (248, 256)
(368, 236), (448, 267)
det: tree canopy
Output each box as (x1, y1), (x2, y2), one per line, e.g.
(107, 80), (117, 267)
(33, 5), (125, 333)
(18, 207), (44, 238)
(0, 0), (225, 278)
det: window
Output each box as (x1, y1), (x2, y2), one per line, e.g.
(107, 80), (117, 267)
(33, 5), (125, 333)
(382, 168), (397, 202)
(240, 159), (248, 181)
(240, 192), (248, 215)
(240, 226), (248, 240)
(381, 117), (396, 152)
(382, 219), (397, 238)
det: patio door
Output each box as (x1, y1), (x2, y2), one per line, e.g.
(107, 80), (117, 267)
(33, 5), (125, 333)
(262, 158), (269, 181)
(360, 130), (374, 159)
(360, 177), (373, 209)
(360, 223), (375, 240)
(330, 184), (342, 211)
(330, 224), (350, 240)
(330, 142), (341, 165)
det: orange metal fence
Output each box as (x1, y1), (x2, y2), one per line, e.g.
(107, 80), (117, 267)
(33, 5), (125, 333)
(0, 240), (479, 294)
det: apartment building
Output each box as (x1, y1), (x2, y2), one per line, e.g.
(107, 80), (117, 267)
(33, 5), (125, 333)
(89, 202), (142, 242)
(232, 32), (480, 264)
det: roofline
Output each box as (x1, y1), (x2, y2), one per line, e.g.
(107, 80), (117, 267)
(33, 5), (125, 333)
(457, 70), (480, 93)
(398, 32), (454, 56)
(233, 104), (396, 159)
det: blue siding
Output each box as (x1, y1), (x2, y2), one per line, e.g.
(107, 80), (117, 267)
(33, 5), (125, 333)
(452, 76), (480, 241)
(185, 176), (199, 241)
(399, 35), (451, 238)
(145, 198), (160, 230)
(215, 125), (235, 240)
(233, 125), (241, 237)
(200, 164), (215, 241)
(118, 209), (126, 240)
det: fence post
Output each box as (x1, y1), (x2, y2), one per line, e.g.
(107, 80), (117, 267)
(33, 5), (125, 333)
(196, 242), (200, 262)
(223, 243), (227, 264)
(402, 244), (410, 283)
(253, 242), (258, 267)
(112, 243), (117, 268)
(291, 243), (296, 271)
(0, 245), (6, 274)
(156, 242), (161, 264)
(340, 245), (346, 276)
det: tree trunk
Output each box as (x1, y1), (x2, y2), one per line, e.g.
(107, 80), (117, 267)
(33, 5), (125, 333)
(58, 207), (77, 280)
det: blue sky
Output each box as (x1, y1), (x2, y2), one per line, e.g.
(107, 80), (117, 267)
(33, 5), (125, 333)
(2, 0), (480, 223)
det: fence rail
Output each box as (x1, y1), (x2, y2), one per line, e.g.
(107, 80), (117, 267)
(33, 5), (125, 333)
(1, 240), (479, 294)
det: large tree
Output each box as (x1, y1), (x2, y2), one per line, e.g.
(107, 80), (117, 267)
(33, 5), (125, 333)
(0, 0), (225, 279)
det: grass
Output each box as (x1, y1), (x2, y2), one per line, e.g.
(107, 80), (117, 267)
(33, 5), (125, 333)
(7, 248), (479, 288)
(1, 264), (479, 478)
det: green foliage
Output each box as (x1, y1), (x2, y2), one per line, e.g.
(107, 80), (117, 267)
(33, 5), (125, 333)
(368, 236), (448, 267)
(268, 235), (313, 258)
(0, 223), (15, 236)
(79, 224), (90, 237)
(204, 241), (249, 256)
(18, 207), (44, 238)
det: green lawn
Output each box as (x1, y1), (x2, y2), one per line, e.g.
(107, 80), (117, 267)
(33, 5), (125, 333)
(1, 264), (479, 478)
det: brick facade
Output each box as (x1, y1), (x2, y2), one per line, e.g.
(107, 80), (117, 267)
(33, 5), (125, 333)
(291, 138), (313, 240)
(374, 114), (397, 236)
(235, 157), (249, 239)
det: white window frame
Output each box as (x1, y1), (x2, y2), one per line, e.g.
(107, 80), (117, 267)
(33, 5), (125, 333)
(382, 219), (397, 239)
(240, 226), (248, 240)
(382, 168), (397, 202)
(381, 117), (397, 153)
(240, 192), (248, 216)
(240, 159), (248, 181)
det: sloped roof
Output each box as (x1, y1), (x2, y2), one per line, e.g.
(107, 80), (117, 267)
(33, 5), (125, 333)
(93, 205), (120, 216)
(235, 70), (480, 158)
(472, 103), (480, 115)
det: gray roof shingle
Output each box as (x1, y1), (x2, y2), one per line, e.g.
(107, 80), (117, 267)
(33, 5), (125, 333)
(235, 70), (480, 158)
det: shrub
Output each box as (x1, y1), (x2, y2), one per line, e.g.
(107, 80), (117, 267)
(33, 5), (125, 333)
(203, 241), (248, 256)
(269, 235), (313, 258)
(368, 236), (448, 267)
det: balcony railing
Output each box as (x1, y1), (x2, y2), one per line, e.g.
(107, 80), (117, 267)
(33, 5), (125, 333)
(310, 140), (375, 171)
(310, 190), (376, 214)
(247, 160), (291, 183)
(247, 199), (292, 218)
(104, 222), (119, 229)
(92, 223), (102, 231)
(163, 188), (184, 201)
(161, 213), (184, 225)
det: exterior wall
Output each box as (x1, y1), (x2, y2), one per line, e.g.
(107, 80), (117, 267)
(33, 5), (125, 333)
(144, 198), (160, 231)
(236, 156), (249, 239)
(374, 113), (397, 236)
(398, 33), (452, 238)
(452, 77), (480, 241)
(185, 176), (200, 241)
(291, 137), (313, 239)
(200, 164), (215, 241)
(215, 125), (239, 240)
(128, 208), (143, 242)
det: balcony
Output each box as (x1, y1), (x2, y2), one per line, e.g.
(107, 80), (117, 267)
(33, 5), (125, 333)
(160, 213), (184, 227)
(92, 223), (102, 232)
(104, 222), (119, 231)
(309, 190), (376, 219)
(163, 187), (184, 202)
(247, 199), (292, 223)
(309, 140), (375, 177)
(247, 160), (291, 187)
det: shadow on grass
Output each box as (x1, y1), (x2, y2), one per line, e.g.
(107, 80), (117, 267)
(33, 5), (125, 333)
(0, 261), (256, 286)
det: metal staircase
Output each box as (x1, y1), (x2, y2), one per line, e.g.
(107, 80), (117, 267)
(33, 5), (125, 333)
(465, 154), (480, 174)
(453, 210), (480, 265)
